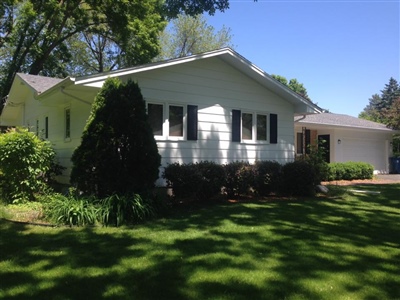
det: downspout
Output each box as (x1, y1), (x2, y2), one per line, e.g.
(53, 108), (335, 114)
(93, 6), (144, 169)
(60, 87), (92, 105)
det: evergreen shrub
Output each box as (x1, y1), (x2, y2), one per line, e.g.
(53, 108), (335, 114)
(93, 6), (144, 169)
(223, 161), (254, 198)
(326, 162), (374, 181)
(71, 78), (161, 198)
(163, 161), (225, 201)
(253, 160), (282, 196)
(280, 160), (316, 197)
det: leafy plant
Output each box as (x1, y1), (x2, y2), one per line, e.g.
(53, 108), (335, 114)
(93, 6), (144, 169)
(97, 194), (155, 227)
(223, 161), (254, 198)
(253, 160), (282, 196)
(163, 161), (225, 201)
(0, 127), (55, 202)
(42, 191), (97, 227)
(280, 160), (316, 197)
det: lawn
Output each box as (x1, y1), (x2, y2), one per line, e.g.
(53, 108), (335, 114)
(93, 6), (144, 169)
(1, 184), (399, 300)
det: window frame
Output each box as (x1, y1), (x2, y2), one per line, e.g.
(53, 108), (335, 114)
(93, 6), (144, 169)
(241, 111), (269, 144)
(147, 101), (188, 141)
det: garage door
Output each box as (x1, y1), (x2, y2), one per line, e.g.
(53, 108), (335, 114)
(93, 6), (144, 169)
(342, 138), (386, 171)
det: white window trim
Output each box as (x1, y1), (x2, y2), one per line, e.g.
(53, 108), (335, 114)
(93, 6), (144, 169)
(241, 111), (269, 144)
(147, 101), (187, 141)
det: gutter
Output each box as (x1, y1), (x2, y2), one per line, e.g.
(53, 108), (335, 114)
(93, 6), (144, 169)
(60, 87), (92, 105)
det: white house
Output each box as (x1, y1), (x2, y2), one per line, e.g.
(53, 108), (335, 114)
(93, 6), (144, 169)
(1, 48), (323, 184)
(294, 113), (397, 174)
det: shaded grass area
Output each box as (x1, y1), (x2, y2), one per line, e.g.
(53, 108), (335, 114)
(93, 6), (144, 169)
(1, 184), (399, 300)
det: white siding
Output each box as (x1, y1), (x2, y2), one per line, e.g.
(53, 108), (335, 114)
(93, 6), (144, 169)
(119, 57), (296, 170)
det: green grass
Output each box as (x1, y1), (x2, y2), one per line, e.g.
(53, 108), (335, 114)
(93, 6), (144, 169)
(1, 184), (399, 299)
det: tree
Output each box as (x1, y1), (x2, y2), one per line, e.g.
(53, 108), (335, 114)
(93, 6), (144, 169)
(0, 0), (232, 100)
(359, 77), (400, 155)
(70, 78), (161, 198)
(271, 74), (311, 101)
(359, 77), (400, 123)
(156, 14), (233, 60)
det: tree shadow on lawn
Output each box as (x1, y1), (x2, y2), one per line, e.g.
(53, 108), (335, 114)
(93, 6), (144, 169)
(0, 184), (399, 299)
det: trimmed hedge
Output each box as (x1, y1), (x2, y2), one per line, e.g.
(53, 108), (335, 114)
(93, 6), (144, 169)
(163, 160), (375, 200)
(162, 161), (225, 201)
(325, 162), (374, 181)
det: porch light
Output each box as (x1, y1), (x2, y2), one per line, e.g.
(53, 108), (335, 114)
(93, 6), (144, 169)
(338, 139), (341, 144)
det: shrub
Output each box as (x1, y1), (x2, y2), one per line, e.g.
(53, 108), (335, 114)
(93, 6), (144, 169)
(326, 162), (374, 181)
(42, 191), (97, 227)
(253, 161), (282, 196)
(163, 161), (225, 201)
(97, 194), (155, 227)
(71, 78), (161, 198)
(0, 128), (56, 202)
(223, 161), (254, 198)
(280, 160), (316, 197)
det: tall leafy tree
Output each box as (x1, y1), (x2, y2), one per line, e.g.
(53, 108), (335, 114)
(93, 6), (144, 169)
(0, 0), (233, 100)
(156, 14), (233, 60)
(271, 74), (311, 101)
(71, 78), (161, 198)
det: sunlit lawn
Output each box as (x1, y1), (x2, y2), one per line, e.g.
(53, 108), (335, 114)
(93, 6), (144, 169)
(1, 184), (399, 300)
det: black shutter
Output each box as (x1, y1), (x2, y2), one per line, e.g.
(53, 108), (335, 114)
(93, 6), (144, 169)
(270, 113), (278, 144)
(232, 109), (241, 142)
(187, 105), (198, 140)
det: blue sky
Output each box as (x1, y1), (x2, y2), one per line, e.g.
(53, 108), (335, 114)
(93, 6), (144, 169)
(204, 0), (400, 117)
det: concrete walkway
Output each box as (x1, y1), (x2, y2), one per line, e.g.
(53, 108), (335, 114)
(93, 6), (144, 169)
(376, 174), (400, 182)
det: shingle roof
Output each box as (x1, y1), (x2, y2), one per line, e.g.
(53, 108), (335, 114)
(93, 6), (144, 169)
(17, 73), (64, 94)
(295, 113), (394, 131)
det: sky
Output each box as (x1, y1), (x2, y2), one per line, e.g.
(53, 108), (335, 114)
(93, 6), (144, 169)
(204, 0), (400, 117)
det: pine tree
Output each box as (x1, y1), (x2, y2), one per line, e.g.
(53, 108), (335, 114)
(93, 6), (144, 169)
(71, 78), (161, 197)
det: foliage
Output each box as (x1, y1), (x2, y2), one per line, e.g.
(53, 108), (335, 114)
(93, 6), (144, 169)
(156, 14), (233, 60)
(280, 160), (316, 196)
(42, 191), (97, 227)
(223, 161), (254, 198)
(0, 0), (231, 101)
(71, 78), (161, 198)
(253, 161), (282, 196)
(271, 74), (311, 101)
(163, 161), (225, 201)
(325, 162), (374, 181)
(0, 127), (55, 202)
(359, 77), (400, 154)
(299, 141), (329, 185)
(97, 194), (156, 227)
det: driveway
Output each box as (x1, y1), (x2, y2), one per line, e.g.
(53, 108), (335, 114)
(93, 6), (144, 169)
(376, 174), (400, 183)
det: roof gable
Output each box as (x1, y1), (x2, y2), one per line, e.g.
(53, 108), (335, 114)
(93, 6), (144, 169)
(17, 73), (64, 94)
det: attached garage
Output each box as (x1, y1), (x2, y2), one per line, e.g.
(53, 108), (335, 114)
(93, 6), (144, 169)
(295, 113), (397, 174)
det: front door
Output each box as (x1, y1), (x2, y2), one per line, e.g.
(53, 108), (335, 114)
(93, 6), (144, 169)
(318, 135), (330, 163)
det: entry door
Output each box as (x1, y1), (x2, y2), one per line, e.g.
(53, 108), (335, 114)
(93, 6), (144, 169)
(318, 135), (330, 163)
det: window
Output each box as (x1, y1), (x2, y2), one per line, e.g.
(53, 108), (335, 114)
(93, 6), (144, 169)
(256, 114), (267, 141)
(44, 116), (49, 139)
(296, 129), (310, 154)
(65, 108), (71, 139)
(232, 110), (277, 144)
(242, 113), (253, 140)
(147, 103), (198, 140)
(169, 105), (183, 137)
(148, 104), (163, 136)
